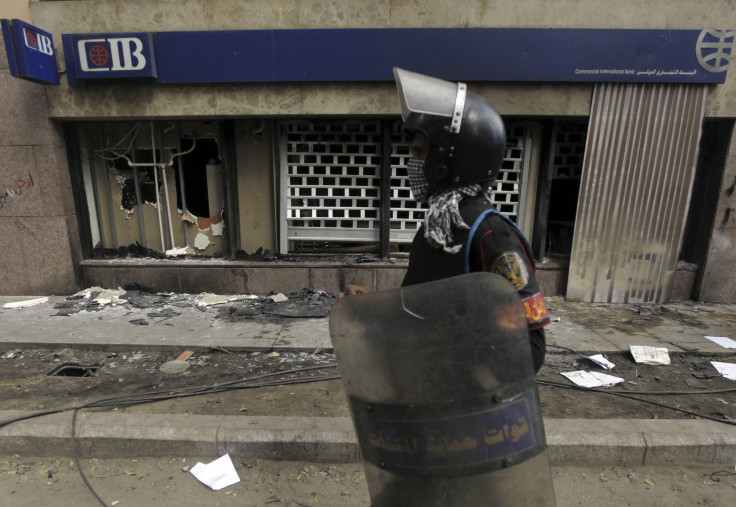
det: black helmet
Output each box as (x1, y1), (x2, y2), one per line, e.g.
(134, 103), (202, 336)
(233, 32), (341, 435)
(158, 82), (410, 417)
(394, 67), (506, 190)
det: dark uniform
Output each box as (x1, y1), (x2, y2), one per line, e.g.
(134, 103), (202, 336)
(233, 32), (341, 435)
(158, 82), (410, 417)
(402, 194), (549, 371)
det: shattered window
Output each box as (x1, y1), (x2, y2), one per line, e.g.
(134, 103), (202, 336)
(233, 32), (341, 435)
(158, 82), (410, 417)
(546, 122), (587, 256)
(76, 121), (226, 258)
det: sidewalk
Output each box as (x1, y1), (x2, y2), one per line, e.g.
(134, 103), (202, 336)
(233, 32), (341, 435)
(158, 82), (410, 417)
(1, 292), (735, 466)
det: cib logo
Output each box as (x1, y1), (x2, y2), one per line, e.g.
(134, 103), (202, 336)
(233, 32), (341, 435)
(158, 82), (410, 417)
(77, 37), (147, 72)
(696, 29), (734, 73)
(23, 27), (53, 55)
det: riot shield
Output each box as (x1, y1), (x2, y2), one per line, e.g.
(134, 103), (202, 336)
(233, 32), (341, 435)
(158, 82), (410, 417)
(329, 272), (555, 506)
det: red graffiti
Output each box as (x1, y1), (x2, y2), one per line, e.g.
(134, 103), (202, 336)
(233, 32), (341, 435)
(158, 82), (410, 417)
(0, 171), (35, 210)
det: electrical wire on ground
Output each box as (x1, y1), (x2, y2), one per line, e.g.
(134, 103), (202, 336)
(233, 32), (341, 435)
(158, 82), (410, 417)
(2, 363), (736, 505)
(537, 379), (736, 426)
(0, 363), (340, 507)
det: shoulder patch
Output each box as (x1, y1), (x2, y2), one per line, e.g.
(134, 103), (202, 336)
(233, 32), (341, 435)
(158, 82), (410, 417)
(492, 252), (529, 290)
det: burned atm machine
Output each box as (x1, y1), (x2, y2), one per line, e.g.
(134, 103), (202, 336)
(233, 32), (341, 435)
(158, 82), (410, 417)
(329, 272), (556, 506)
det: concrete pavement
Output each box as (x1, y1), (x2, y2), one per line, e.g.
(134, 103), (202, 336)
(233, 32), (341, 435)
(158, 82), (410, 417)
(1, 292), (735, 466)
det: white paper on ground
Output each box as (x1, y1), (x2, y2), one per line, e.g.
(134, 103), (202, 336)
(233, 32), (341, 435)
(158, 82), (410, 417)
(588, 354), (616, 370)
(629, 346), (670, 365)
(561, 370), (625, 388)
(704, 336), (736, 349)
(190, 454), (240, 491)
(711, 361), (736, 381)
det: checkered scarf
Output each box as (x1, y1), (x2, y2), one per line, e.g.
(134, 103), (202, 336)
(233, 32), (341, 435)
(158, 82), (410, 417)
(408, 158), (495, 253)
(425, 184), (494, 253)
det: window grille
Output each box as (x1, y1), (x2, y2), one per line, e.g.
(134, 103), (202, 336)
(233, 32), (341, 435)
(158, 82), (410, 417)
(279, 120), (532, 252)
(280, 121), (383, 249)
(490, 125), (528, 222)
(389, 121), (422, 242)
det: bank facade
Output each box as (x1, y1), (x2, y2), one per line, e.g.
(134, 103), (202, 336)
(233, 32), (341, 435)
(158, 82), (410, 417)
(2, 0), (735, 303)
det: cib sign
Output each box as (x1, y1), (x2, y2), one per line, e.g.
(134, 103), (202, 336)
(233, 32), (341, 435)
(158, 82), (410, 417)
(1, 19), (59, 85)
(62, 32), (156, 84)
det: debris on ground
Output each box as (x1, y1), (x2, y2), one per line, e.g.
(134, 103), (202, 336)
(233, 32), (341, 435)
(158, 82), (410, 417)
(190, 454), (240, 491)
(560, 370), (625, 388)
(629, 346), (671, 365)
(2, 297), (49, 309)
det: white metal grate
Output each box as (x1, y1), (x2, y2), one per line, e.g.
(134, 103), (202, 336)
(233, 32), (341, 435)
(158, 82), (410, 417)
(490, 125), (527, 222)
(282, 121), (382, 245)
(280, 120), (531, 251)
(389, 121), (423, 243)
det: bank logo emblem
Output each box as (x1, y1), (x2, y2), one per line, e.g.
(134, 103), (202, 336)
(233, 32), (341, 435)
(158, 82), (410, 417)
(696, 29), (734, 73)
(22, 26), (54, 55)
(25, 30), (37, 48)
(77, 37), (148, 72)
(88, 44), (109, 67)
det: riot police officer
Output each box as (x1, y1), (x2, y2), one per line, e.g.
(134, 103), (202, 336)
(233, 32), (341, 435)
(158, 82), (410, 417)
(342, 68), (549, 372)
(395, 67), (549, 372)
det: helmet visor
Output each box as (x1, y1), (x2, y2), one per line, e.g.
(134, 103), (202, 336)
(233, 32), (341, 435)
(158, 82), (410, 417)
(394, 67), (459, 121)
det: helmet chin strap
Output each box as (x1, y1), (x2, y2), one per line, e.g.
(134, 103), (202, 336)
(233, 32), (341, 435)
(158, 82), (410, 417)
(450, 82), (467, 133)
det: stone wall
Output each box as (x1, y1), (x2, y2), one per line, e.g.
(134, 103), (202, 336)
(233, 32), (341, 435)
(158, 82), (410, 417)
(0, 35), (80, 295)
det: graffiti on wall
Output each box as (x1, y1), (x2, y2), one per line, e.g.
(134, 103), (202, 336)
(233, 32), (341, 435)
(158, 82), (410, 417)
(0, 171), (35, 210)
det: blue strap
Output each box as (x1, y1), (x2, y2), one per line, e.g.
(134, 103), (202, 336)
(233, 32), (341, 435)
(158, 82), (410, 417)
(464, 209), (525, 273)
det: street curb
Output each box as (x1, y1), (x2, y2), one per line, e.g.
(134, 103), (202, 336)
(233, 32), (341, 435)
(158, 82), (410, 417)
(1, 410), (734, 466)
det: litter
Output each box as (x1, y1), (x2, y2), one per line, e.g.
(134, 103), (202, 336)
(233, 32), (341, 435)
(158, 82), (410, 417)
(2, 297), (49, 309)
(561, 370), (625, 388)
(190, 454), (240, 491)
(710, 361), (736, 381)
(74, 287), (127, 306)
(159, 360), (190, 374)
(268, 293), (288, 303)
(165, 246), (189, 257)
(704, 336), (736, 349)
(629, 346), (670, 365)
(176, 350), (194, 361)
(197, 293), (259, 306)
(587, 354), (615, 370)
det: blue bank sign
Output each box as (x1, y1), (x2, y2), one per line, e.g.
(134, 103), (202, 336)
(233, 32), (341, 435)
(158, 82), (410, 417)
(63, 32), (156, 84)
(60, 28), (734, 85)
(1, 19), (59, 85)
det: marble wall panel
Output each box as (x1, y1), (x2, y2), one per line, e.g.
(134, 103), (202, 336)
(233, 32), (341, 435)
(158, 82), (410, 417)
(47, 83), (218, 119)
(178, 267), (247, 294)
(213, 83), (304, 116)
(244, 266), (310, 293)
(211, 0), (299, 30)
(706, 51), (736, 117)
(297, 0), (390, 27)
(0, 146), (43, 217)
(375, 266), (407, 292)
(0, 32), (7, 69)
(31, 144), (65, 217)
(298, 82), (397, 115)
(81, 265), (181, 292)
(0, 218), (29, 293)
(18, 216), (77, 294)
(0, 73), (54, 146)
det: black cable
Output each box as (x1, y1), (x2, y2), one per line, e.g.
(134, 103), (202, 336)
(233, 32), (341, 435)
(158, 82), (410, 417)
(3, 360), (734, 504)
(55, 366), (338, 506)
(0, 363), (341, 429)
(537, 379), (736, 426)
(72, 408), (107, 507)
(538, 379), (736, 396)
